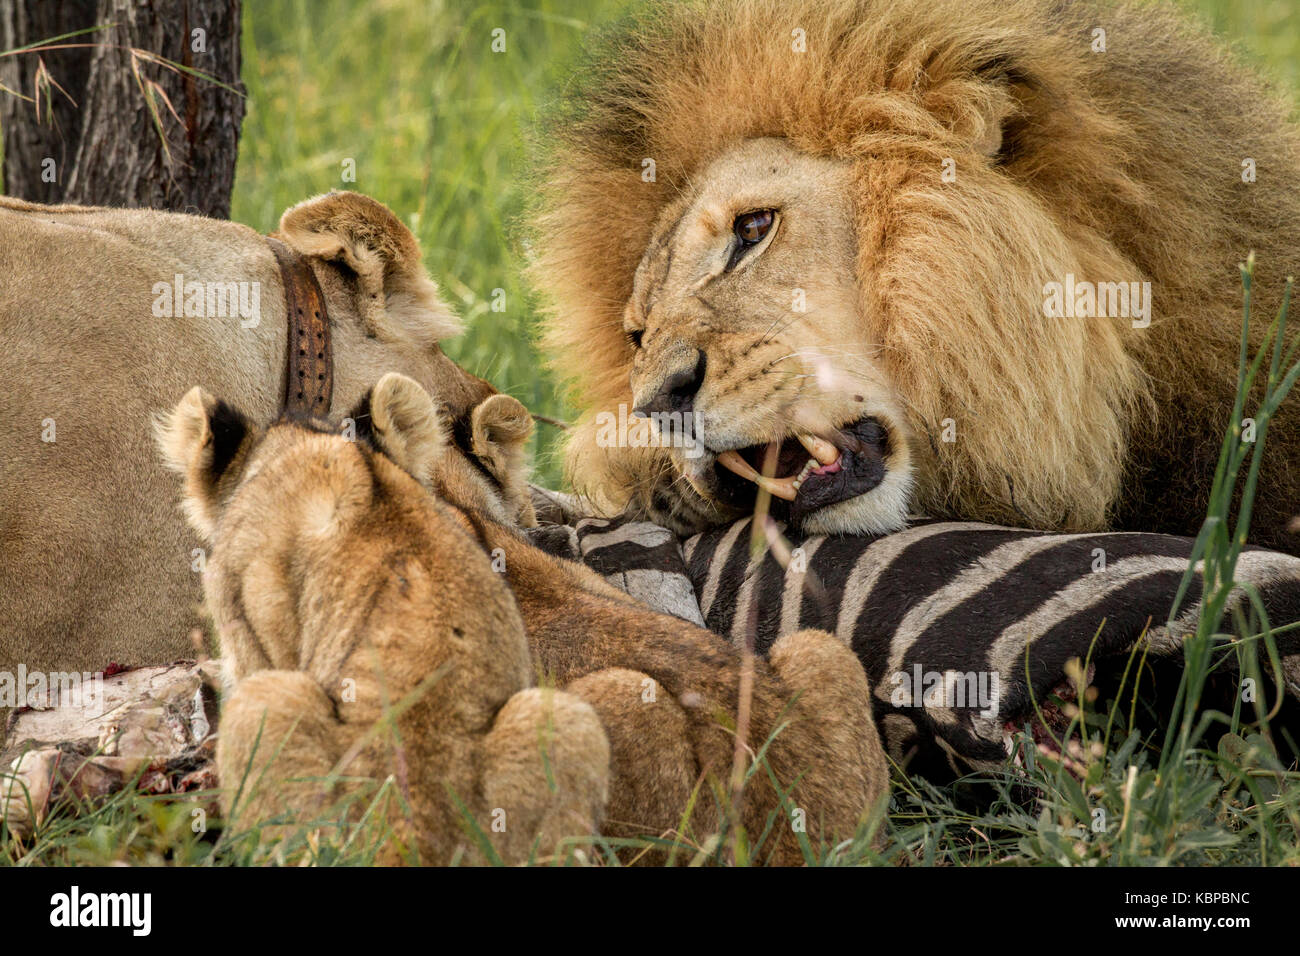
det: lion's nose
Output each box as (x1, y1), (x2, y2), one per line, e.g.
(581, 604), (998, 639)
(633, 349), (707, 418)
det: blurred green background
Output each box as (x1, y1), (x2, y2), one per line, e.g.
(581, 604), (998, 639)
(232, 0), (1299, 487)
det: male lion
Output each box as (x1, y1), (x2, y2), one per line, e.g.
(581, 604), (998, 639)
(160, 373), (887, 863)
(0, 191), (499, 688)
(531, 0), (1300, 549)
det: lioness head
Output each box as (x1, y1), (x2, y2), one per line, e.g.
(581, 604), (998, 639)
(532, 0), (1177, 537)
(157, 373), (538, 683)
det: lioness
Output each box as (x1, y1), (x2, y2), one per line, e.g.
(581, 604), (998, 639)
(0, 191), (496, 683)
(160, 373), (887, 864)
(531, 0), (1300, 550)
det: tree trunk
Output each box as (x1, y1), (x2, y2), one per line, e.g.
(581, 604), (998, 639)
(0, 0), (244, 218)
(0, 0), (98, 204)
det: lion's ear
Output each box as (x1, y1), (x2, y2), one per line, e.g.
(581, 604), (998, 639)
(155, 387), (256, 540)
(472, 393), (534, 460)
(968, 57), (1038, 162)
(359, 372), (448, 485)
(277, 191), (462, 348)
(972, 106), (1004, 158)
(471, 393), (537, 525)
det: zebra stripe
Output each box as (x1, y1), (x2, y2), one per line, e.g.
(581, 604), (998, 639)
(834, 522), (976, 650)
(682, 520), (1300, 777)
(779, 537), (823, 636)
(697, 517), (751, 623)
(524, 500), (1300, 780)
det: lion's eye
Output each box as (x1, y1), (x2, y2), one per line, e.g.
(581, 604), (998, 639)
(626, 328), (644, 350)
(734, 209), (774, 245)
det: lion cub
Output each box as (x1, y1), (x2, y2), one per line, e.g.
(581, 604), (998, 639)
(158, 374), (609, 864)
(420, 395), (892, 865)
(162, 373), (888, 864)
(441, 489), (890, 865)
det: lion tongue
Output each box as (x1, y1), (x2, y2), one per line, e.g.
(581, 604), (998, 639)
(716, 450), (799, 501)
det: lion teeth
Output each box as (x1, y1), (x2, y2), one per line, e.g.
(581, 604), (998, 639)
(716, 450), (759, 481)
(796, 433), (840, 466)
(792, 458), (817, 491)
(758, 476), (799, 500)
(716, 450), (799, 501)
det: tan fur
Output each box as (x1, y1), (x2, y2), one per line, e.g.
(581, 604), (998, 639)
(453, 507), (889, 865)
(166, 369), (888, 864)
(158, 374), (608, 864)
(0, 191), (500, 697)
(434, 422), (889, 863)
(435, 381), (889, 861)
(278, 192), (461, 346)
(471, 394), (540, 526)
(531, 0), (1300, 549)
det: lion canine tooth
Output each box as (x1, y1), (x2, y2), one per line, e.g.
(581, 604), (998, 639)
(755, 474), (799, 500)
(716, 450), (799, 501)
(797, 433), (840, 466)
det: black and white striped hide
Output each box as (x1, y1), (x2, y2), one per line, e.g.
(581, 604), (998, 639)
(526, 508), (1300, 780)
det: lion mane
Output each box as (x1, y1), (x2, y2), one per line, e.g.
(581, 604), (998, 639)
(531, 0), (1300, 549)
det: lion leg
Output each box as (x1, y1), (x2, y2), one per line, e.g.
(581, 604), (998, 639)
(761, 628), (889, 860)
(563, 667), (712, 863)
(216, 670), (354, 854)
(480, 687), (610, 865)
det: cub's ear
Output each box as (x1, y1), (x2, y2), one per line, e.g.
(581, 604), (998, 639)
(155, 387), (256, 540)
(471, 393), (537, 526)
(360, 372), (448, 485)
(276, 191), (462, 348)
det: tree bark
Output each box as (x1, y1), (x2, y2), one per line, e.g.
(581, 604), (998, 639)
(0, 0), (98, 204)
(0, 0), (244, 218)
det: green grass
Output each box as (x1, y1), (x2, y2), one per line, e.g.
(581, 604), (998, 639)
(231, 0), (632, 486)
(1180, 0), (1300, 114)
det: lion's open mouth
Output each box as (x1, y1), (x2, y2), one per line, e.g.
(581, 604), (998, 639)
(709, 417), (889, 523)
